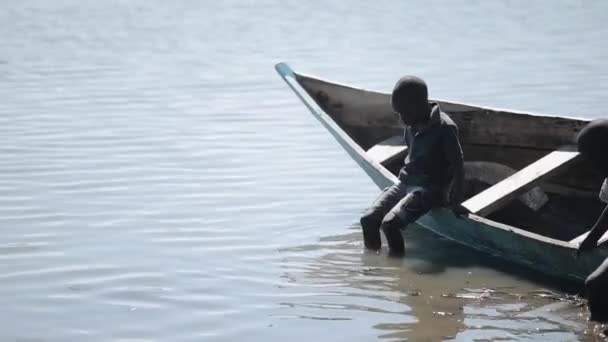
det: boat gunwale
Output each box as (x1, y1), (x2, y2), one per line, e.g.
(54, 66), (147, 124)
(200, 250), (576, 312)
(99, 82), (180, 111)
(291, 67), (592, 123)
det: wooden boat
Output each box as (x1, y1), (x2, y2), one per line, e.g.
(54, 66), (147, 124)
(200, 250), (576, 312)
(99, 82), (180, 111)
(275, 62), (608, 284)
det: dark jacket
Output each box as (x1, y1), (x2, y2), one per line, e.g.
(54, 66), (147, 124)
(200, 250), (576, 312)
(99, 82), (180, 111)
(399, 103), (464, 205)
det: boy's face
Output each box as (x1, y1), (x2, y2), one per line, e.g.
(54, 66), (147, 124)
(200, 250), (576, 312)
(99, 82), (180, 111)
(395, 101), (425, 126)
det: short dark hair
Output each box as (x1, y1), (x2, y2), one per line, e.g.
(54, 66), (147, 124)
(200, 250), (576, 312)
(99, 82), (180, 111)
(577, 119), (608, 174)
(391, 76), (428, 113)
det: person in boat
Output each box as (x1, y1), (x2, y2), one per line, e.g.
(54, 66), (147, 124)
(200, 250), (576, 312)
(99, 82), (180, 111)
(359, 76), (465, 256)
(576, 119), (608, 322)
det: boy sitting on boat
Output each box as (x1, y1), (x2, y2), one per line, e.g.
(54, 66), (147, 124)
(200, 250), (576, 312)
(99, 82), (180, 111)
(576, 119), (608, 322)
(359, 76), (465, 256)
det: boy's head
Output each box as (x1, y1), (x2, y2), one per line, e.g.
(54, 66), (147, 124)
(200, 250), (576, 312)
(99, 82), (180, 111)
(391, 76), (430, 126)
(577, 119), (608, 175)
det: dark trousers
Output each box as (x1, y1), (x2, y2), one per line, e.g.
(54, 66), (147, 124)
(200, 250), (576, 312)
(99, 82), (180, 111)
(586, 257), (608, 322)
(359, 182), (434, 255)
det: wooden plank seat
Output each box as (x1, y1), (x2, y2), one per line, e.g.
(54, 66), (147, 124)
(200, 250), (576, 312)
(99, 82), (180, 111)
(462, 146), (581, 217)
(366, 135), (408, 166)
(464, 161), (549, 212)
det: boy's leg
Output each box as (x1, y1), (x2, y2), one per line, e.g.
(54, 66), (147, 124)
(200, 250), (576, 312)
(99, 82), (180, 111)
(381, 188), (433, 256)
(360, 184), (407, 250)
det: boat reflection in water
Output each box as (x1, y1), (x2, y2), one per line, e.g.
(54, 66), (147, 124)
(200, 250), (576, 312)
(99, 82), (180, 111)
(277, 223), (589, 340)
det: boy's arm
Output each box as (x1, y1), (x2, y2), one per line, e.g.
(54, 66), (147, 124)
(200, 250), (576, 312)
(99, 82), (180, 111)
(579, 204), (608, 254)
(441, 125), (465, 208)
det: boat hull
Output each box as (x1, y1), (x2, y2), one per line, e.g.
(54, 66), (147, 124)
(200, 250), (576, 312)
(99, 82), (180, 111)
(275, 62), (608, 284)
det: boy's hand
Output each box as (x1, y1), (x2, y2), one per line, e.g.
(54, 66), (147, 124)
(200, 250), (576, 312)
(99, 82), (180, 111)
(577, 235), (598, 257)
(451, 204), (470, 218)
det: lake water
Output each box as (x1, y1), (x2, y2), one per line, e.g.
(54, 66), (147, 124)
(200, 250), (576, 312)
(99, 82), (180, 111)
(2, 1), (608, 341)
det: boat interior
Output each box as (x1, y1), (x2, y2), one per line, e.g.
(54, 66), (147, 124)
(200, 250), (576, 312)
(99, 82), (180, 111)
(294, 73), (606, 244)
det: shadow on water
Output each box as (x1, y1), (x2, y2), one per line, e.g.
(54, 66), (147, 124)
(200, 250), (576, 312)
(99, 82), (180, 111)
(279, 222), (593, 341)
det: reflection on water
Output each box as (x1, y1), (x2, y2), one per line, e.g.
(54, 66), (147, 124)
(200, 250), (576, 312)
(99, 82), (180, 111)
(278, 225), (591, 341)
(2, 0), (608, 341)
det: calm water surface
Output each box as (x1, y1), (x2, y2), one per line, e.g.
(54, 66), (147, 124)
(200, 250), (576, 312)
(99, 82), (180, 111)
(1, 1), (608, 341)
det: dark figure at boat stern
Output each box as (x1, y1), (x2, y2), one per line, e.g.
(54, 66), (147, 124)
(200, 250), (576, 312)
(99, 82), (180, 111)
(359, 76), (465, 256)
(576, 119), (608, 322)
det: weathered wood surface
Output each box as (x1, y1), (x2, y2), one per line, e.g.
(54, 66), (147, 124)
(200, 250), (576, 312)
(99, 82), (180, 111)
(296, 73), (600, 195)
(462, 147), (581, 216)
(464, 161), (548, 211)
(462, 144), (601, 194)
(366, 135), (408, 166)
(297, 74), (589, 150)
